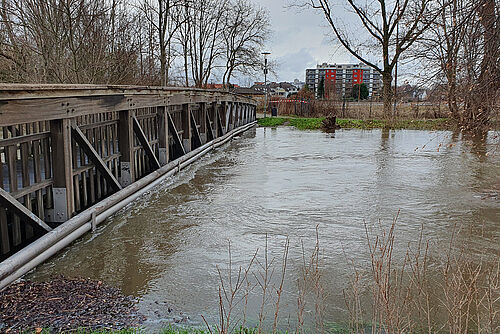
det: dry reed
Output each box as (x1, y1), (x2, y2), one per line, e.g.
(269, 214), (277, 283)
(343, 217), (500, 334)
(205, 217), (498, 334)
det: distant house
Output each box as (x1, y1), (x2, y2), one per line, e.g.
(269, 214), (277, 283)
(232, 87), (265, 96)
(250, 81), (299, 98)
(231, 87), (266, 105)
(203, 83), (240, 89)
(293, 79), (306, 89)
(397, 84), (427, 102)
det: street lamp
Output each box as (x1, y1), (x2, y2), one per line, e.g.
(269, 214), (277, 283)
(393, 0), (400, 117)
(262, 52), (271, 118)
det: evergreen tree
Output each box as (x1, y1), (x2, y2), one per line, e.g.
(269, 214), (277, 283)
(352, 83), (369, 100)
(317, 77), (325, 99)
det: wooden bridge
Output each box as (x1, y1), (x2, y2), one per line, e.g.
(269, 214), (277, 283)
(0, 84), (257, 289)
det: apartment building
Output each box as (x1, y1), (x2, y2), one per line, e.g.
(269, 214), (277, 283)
(305, 63), (382, 99)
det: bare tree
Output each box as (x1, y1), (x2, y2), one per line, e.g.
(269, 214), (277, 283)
(176, 0), (191, 86)
(414, 0), (499, 130)
(0, 0), (141, 84)
(186, 0), (227, 87)
(221, 0), (270, 88)
(298, 0), (441, 116)
(1, 0), (32, 81)
(139, 0), (185, 86)
(414, 0), (475, 120)
(136, 0), (160, 84)
(462, 0), (499, 130)
(0, 0), (272, 87)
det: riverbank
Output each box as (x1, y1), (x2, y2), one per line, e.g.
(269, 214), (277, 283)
(0, 277), (144, 333)
(31, 328), (210, 333)
(257, 116), (454, 131)
(31, 325), (353, 333)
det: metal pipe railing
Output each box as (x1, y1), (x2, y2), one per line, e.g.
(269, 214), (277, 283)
(0, 121), (256, 290)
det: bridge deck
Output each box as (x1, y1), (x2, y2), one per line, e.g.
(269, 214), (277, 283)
(0, 85), (256, 288)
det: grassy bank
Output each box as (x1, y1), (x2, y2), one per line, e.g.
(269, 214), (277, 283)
(257, 117), (454, 131)
(257, 117), (325, 130)
(336, 118), (452, 130)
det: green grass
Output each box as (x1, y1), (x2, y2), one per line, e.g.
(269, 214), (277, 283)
(325, 322), (351, 334)
(27, 329), (142, 334)
(257, 117), (325, 130)
(44, 330), (143, 334)
(161, 327), (211, 334)
(257, 117), (287, 127)
(390, 118), (453, 130)
(288, 117), (325, 130)
(258, 116), (454, 131)
(336, 118), (453, 130)
(335, 118), (385, 129)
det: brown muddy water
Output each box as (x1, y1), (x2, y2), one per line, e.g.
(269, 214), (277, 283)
(29, 127), (499, 331)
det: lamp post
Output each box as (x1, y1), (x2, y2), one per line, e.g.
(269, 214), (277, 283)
(262, 52), (271, 118)
(393, 0), (400, 118)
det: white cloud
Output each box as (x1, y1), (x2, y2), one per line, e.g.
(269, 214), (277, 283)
(243, 0), (353, 83)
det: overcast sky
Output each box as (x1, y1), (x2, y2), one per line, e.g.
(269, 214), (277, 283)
(249, 0), (358, 83)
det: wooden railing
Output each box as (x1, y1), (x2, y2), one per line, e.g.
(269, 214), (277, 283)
(0, 85), (256, 260)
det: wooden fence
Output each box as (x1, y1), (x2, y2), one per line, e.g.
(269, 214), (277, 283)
(0, 85), (256, 260)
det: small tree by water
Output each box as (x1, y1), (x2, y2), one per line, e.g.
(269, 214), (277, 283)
(352, 84), (369, 100)
(317, 77), (325, 99)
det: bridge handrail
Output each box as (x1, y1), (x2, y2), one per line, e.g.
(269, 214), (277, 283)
(0, 84), (256, 262)
(0, 84), (255, 126)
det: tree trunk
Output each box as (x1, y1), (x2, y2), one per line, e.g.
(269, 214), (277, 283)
(463, 0), (498, 130)
(183, 49), (189, 87)
(160, 44), (167, 86)
(446, 72), (459, 120)
(382, 71), (393, 118)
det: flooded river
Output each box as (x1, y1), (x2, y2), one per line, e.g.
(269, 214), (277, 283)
(29, 127), (499, 331)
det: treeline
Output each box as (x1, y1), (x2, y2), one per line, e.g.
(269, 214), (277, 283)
(305, 0), (498, 130)
(415, 0), (499, 130)
(0, 0), (270, 87)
